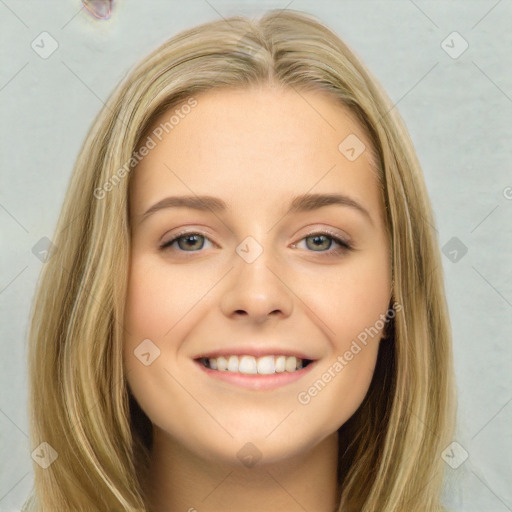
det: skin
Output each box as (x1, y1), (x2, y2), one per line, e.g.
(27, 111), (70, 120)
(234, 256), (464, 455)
(124, 85), (392, 512)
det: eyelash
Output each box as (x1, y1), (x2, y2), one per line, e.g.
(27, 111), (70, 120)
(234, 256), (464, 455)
(159, 229), (353, 257)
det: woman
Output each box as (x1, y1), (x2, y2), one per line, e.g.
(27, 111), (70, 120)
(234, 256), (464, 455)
(24, 9), (456, 511)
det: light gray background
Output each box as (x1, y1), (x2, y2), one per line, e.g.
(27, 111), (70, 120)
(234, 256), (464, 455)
(1, 1), (511, 510)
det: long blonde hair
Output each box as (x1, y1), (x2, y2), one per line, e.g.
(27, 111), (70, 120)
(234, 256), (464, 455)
(24, 9), (456, 511)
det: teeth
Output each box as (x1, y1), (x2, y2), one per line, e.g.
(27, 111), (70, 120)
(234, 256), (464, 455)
(201, 355), (308, 374)
(239, 355), (258, 374)
(257, 355), (275, 375)
(275, 355), (286, 373)
(285, 356), (297, 372)
(227, 355), (238, 372)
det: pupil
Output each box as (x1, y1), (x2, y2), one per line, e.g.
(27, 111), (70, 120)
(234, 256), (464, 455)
(180, 234), (203, 251)
(308, 235), (330, 251)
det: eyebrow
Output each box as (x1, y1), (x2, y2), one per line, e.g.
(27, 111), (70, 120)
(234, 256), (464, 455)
(139, 193), (373, 225)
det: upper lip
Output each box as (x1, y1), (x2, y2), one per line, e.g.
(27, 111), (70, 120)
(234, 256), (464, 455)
(193, 346), (317, 361)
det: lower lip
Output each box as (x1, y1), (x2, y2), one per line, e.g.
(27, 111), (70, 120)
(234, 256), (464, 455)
(194, 360), (316, 390)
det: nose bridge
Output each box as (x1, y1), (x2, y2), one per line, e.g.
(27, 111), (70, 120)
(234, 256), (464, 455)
(236, 235), (278, 289)
(220, 233), (294, 320)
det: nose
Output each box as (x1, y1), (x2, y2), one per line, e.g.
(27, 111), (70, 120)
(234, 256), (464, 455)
(220, 247), (294, 323)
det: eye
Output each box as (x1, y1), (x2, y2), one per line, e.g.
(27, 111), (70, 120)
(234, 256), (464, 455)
(293, 230), (353, 256)
(159, 229), (353, 256)
(160, 231), (214, 252)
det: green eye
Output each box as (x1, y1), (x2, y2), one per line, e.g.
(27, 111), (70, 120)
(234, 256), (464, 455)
(160, 230), (352, 256)
(294, 232), (352, 256)
(161, 233), (211, 252)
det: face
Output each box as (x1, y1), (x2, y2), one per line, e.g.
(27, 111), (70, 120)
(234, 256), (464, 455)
(123, 85), (392, 467)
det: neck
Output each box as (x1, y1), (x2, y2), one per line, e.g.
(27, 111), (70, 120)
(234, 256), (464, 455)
(145, 429), (340, 512)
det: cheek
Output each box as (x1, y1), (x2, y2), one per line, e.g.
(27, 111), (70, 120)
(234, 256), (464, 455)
(124, 254), (205, 346)
(122, 254), (218, 396)
(293, 249), (391, 420)
(122, 256), (192, 427)
(123, 255), (178, 390)
(303, 248), (391, 348)
(124, 264), (159, 341)
(295, 271), (390, 433)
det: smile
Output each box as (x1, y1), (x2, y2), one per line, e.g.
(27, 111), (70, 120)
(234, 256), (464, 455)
(198, 355), (313, 374)
(194, 353), (317, 391)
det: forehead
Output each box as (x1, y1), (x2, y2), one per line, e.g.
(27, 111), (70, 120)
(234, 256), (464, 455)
(129, 86), (383, 222)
